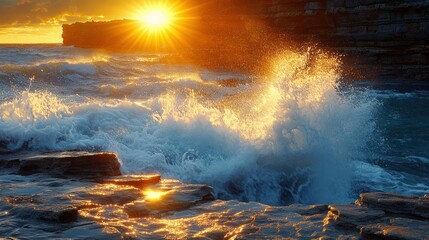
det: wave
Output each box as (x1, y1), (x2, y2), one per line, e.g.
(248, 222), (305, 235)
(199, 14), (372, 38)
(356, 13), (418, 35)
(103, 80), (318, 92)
(0, 48), (380, 205)
(353, 161), (429, 196)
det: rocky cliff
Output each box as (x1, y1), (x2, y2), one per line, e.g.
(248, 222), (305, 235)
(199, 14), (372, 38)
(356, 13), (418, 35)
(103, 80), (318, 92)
(63, 0), (429, 81)
(63, 20), (148, 51)
(256, 0), (429, 81)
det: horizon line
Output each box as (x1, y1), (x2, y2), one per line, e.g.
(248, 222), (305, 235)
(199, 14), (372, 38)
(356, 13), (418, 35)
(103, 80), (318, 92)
(0, 43), (62, 45)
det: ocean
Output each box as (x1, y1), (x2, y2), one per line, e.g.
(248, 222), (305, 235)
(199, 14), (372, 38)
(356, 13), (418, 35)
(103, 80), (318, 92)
(0, 44), (428, 205)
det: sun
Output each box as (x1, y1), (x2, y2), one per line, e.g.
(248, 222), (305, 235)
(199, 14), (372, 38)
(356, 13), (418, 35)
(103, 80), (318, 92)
(139, 8), (172, 30)
(127, 1), (200, 51)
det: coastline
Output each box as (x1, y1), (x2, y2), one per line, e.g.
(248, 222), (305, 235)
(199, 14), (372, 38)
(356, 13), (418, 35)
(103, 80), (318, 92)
(1, 0), (428, 239)
(1, 150), (428, 239)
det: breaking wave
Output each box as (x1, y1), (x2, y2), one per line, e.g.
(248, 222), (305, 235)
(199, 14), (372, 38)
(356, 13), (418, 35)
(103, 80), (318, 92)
(0, 45), (381, 205)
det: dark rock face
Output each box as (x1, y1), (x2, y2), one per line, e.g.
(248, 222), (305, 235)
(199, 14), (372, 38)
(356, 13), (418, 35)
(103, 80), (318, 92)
(357, 192), (429, 218)
(63, 20), (148, 51)
(324, 192), (429, 240)
(0, 151), (121, 177)
(8, 204), (79, 223)
(99, 174), (161, 188)
(257, 0), (429, 81)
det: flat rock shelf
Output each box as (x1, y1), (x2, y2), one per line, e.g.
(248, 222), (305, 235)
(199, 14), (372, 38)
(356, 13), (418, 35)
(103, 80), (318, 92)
(0, 151), (428, 239)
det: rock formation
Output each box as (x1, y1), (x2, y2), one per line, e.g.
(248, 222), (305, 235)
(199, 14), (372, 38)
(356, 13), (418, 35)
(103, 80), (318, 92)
(0, 151), (121, 177)
(63, 20), (149, 51)
(250, 0), (429, 81)
(1, 151), (428, 239)
(62, 0), (429, 82)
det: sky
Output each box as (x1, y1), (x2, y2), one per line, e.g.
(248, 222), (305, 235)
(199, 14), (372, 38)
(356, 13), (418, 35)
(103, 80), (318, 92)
(0, 0), (158, 43)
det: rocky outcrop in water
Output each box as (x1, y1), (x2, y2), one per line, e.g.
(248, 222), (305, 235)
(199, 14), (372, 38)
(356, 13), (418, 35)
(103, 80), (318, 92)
(1, 151), (428, 239)
(0, 151), (121, 177)
(63, 20), (147, 51)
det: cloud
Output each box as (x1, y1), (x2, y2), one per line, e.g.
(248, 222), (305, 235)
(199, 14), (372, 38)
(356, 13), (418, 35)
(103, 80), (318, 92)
(0, 0), (142, 27)
(0, 0), (198, 43)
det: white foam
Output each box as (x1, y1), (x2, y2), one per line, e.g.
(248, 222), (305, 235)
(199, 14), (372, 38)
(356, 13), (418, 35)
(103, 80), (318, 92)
(353, 161), (429, 195)
(0, 49), (380, 205)
(60, 63), (96, 75)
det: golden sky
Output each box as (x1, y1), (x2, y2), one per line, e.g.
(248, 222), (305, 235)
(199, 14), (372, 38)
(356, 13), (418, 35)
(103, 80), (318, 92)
(0, 0), (174, 43)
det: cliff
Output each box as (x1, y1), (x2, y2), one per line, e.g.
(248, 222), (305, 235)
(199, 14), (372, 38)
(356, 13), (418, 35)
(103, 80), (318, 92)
(62, 0), (429, 81)
(255, 0), (429, 81)
(63, 20), (149, 51)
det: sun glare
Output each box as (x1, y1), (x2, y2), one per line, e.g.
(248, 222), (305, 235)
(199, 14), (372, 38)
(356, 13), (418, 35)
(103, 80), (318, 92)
(144, 190), (168, 201)
(141, 9), (171, 29)
(128, 1), (198, 51)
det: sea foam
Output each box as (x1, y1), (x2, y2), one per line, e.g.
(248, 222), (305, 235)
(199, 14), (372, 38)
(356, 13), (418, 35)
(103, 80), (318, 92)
(0, 46), (379, 205)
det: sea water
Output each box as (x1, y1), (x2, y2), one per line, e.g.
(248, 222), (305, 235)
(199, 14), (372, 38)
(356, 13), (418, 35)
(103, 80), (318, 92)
(0, 44), (427, 205)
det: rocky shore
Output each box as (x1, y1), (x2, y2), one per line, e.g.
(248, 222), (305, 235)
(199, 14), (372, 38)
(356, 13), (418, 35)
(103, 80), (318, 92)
(0, 151), (428, 239)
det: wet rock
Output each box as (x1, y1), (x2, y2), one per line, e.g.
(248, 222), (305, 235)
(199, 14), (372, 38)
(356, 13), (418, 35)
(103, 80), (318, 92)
(78, 185), (142, 205)
(357, 192), (429, 219)
(4, 196), (42, 205)
(59, 223), (123, 240)
(1, 156), (428, 239)
(124, 201), (151, 218)
(143, 180), (215, 213)
(0, 167), (220, 239)
(287, 204), (328, 215)
(0, 151), (121, 178)
(124, 180), (215, 217)
(39, 206), (79, 223)
(360, 218), (429, 240)
(165, 182), (216, 205)
(9, 205), (78, 223)
(99, 174), (161, 189)
(326, 204), (385, 228)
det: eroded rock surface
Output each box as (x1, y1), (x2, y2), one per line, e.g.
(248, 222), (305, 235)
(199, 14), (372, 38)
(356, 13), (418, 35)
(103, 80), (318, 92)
(0, 151), (428, 239)
(357, 191), (429, 218)
(361, 218), (429, 240)
(326, 204), (385, 228)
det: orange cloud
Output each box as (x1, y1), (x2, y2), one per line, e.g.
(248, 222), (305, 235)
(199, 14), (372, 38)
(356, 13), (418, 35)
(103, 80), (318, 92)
(0, 0), (146, 27)
(0, 0), (136, 43)
(0, 0), (201, 43)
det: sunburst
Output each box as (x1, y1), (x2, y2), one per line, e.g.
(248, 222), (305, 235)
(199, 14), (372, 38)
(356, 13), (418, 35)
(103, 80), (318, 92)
(125, 1), (200, 52)
(139, 8), (172, 30)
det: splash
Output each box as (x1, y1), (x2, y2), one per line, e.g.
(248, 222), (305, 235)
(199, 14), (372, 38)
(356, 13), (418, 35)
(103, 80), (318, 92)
(144, 49), (376, 204)
(151, 49), (342, 142)
(0, 46), (378, 205)
(0, 90), (70, 123)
